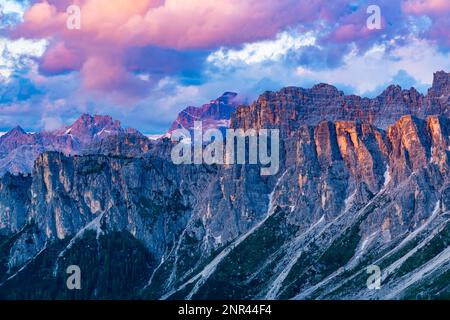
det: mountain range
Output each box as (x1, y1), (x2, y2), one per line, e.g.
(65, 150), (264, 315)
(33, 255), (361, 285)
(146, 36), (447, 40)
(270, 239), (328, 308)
(0, 114), (153, 176)
(0, 71), (449, 299)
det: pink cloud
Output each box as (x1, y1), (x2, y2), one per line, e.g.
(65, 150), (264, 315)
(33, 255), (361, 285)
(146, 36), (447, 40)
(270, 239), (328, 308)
(428, 18), (450, 46)
(325, 9), (384, 46)
(40, 42), (83, 74)
(330, 24), (374, 43)
(80, 55), (153, 101)
(18, 1), (65, 38)
(19, 0), (441, 98)
(402, 0), (450, 48)
(16, 0), (337, 49)
(402, 0), (450, 16)
(115, 0), (324, 49)
(14, 0), (337, 95)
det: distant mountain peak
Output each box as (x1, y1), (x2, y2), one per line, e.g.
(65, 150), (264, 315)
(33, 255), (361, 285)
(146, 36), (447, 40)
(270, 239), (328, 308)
(0, 113), (149, 175)
(70, 114), (120, 129)
(221, 91), (238, 97)
(168, 92), (239, 133)
(60, 114), (124, 142)
(217, 92), (238, 103)
(0, 125), (34, 160)
(311, 83), (341, 94)
(379, 84), (404, 97)
(5, 126), (27, 137)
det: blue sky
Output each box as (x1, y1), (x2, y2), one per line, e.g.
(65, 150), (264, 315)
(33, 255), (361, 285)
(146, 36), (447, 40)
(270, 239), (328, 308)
(0, 0), (449, 134)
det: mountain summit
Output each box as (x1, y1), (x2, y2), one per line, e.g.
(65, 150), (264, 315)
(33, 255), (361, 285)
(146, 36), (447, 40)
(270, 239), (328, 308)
(430, 70), (450, 96)
(0, 114), (150, 175)
(168, 92), (239, 134)
(232, 71), (450, 134)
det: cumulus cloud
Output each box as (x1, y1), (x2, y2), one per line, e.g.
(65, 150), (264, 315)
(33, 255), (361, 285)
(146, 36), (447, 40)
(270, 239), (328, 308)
(39, 42), (82, 75)
(293, 38), (450, 95)
(16, 0), (327, 49)
(10, 0), (348, 95)
(14, 0), (354, 50)
(402, 0), (450, 16)
(207, 31), (317, 67)
(9, 1), (450, 95)
(0, 37), (47, 79)
(0, 0), (28, 28)
(1, 0), (450, 133)
(402, 0), (450, 47)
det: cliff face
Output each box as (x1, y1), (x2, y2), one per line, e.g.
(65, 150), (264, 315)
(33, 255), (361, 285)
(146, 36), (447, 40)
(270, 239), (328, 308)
(0, 173), (31, 234)
(0, 72), (449, 300)
(231, 71), (450, 134)
(1, 113), (449, 299)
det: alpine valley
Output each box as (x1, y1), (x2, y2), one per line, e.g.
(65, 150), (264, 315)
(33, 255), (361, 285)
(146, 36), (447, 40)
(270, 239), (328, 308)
(0, 71), (449, 300)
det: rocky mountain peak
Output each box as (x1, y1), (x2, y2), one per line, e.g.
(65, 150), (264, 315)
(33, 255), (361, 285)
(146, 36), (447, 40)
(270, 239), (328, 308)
(3, 126), (27, 138)
(69, 114), (121, 133)
(0, 125), (35, 158)
(168, 92), (239, 133)
(60, 114), (125, 144)
(232, 71), (450, 133)
(429, 70), (450, 97)
(311, 83), (342, 96)
(217, 91), (238, 103)
(380, 84), (403, 97)
(0, 114), (149, 175)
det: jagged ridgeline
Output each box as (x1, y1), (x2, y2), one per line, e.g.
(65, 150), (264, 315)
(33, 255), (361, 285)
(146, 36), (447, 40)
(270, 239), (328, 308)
(0, 71), (449, 299)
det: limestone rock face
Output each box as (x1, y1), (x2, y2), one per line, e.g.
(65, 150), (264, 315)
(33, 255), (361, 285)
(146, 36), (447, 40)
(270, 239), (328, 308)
(0, 173), (31, 234)
(231, 71), (450, 134)
(0, 72), (449, 300)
